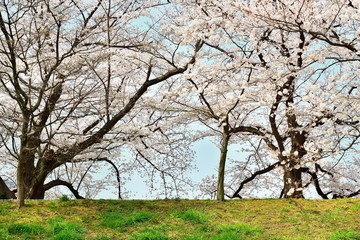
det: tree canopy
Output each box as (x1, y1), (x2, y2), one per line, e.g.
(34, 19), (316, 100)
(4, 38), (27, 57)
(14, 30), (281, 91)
(0, 0), (359, 207)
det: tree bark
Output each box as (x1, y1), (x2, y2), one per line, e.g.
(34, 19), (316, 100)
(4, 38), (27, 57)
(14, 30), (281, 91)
(231, 161), (280, 199)
(282, 156), (304, 198)
(217, 121), (230, 201)
(17, 134), (38, 207)
(16, 160), (26, 208)
(301, 165), (329, 199)
(44, 179), (85, 199)
(103, 158), (122, 199)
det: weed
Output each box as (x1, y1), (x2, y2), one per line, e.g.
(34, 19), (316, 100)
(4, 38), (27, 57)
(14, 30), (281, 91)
(50, 231), (84, 240)
(351, 204), (360, 211)
(0, 227), (10, 240)
(95, 236), (113, 240)
(127, 227), (170, 240)
(198, 224), (213, 232)
(48, 202), (59, 211)
(81, 216), (93, 224)
(331, 229), (360, 240)
(101, 212), (126, 230)
(0, 203), (11, 214)
(183, 234), (210, 240)
(125, 211), (155, 225)
(8, 222), (46, 236)
(215, 231), (242, 240)
(280, 208), (290, 213)
(284, 216), (301, 224)
(270, 237), (305, 240)
(303, 209), (321, 215)
(171, 209), (208, 224)
(216, 223), (263, 238)
(101, 211), (155, 232)
(59, 195), (70, 202)
(321, 209), (338, 224)
(49, 217), (85, 240)
(52, 221), (84, 235)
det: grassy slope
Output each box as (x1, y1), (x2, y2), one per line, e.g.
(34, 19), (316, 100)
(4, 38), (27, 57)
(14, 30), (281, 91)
(0, 198), (359, 240)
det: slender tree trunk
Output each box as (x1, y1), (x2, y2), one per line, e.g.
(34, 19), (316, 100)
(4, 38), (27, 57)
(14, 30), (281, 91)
(217, 122), (230, 201)
(282, 157), (304, 198)
(16, 160), (26, 208)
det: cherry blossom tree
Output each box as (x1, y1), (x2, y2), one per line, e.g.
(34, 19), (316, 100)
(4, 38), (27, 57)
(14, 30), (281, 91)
(163, 0), (360, 199)
(227, 0), (360, 199)
(1, 0), (359, 207)
(0, 0), (202, 208)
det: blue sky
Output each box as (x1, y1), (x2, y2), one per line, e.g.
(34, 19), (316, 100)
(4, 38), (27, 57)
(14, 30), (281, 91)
(93, 137), (250, 200)
(96, 139), (221, 199)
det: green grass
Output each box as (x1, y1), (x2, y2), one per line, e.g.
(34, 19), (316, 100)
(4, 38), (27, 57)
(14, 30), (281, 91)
(127, 227), (171, 240)
(331, 229), (360, 240)
(8, 222), (46, 236)
(0, 198), (359, 239)
(101, 211), (155, 232)
(49, 217), (85, 240)
(171, 209), (209, 224)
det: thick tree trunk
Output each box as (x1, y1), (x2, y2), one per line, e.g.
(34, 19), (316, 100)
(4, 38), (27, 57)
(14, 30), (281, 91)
(29, 181), (46, 199)
(17, 160), (39, 207)
(28, 160), (52, 199)
(17, 145), (37, 207)
(283, 157), (304, 198)
(17, 145), (49, 205)
(217, 123), (230, 201)
(282, 130), (307, 199)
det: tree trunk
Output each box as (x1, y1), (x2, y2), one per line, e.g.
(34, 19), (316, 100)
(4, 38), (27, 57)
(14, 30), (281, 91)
(17, 160), (38, 207)
(283, 157), (304, 198)
(217, 122), (230, 201)
(29, 181), (46, 199)
(17, 144), (49, 206)
(28, 159), (53, 199)
(16, 160), (26, 208)
(17, 145), (37, 207)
